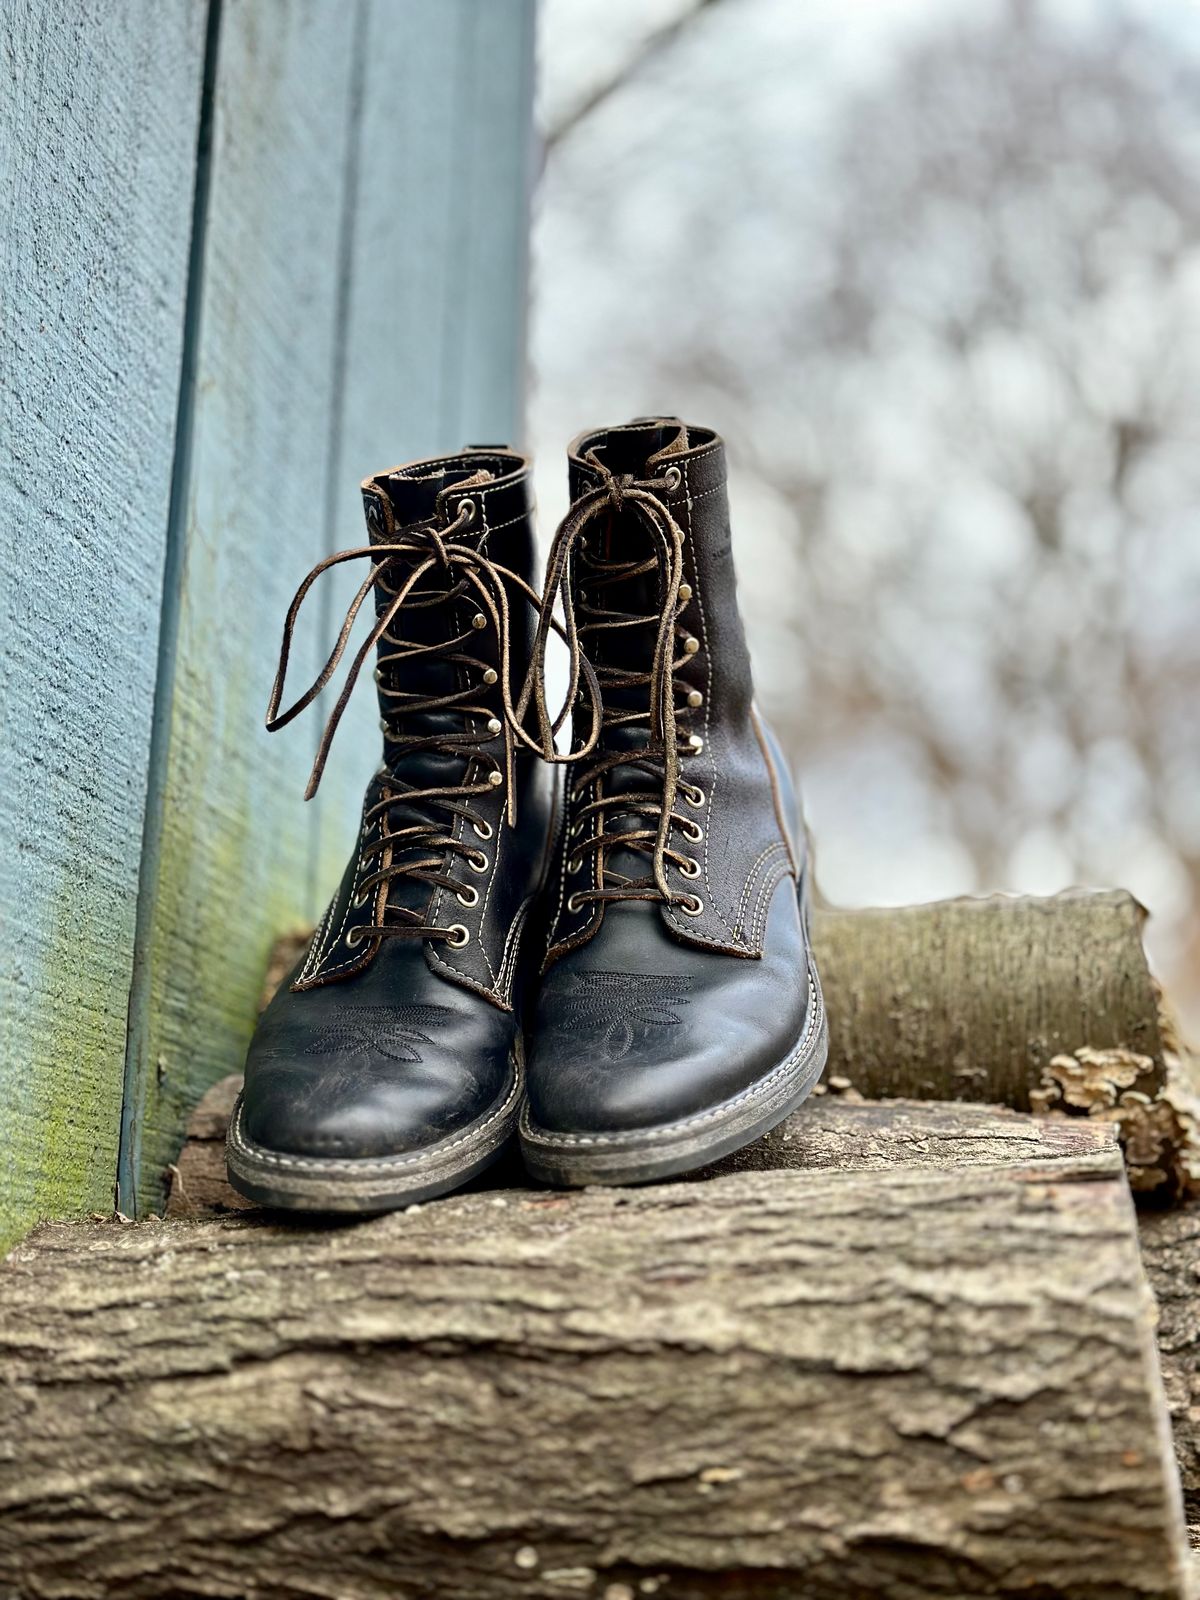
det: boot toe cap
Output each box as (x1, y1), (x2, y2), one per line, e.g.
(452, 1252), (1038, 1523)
(241, 1054), (506, 1159)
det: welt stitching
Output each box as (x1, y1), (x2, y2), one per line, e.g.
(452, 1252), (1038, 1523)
(230, 1066), (521, 1173)
(731, 839), (787, 935)
(523, 969), (821, 1148)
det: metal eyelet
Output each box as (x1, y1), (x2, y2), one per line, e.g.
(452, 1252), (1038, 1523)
(353, 888), (371, 910)
(445, 924), (470, 948)
(686, 689), (703, 708)
(346, 925), (365, 948)
(468, 849), (489, 872)
(487, 771), (503, 787)
(678, 857), (700, 879)
(486, 716), (501, 736)
(680, 818), (703, 843)
(684, 784), (706, 808)
(680, 894), (704, 917)
(678, 582), (692, 602)
(471, 612), (487, 631)
(567, 891), (586, 914)
(456, 885), (479, 908)
(458, 497), (476, 527)
(687, 734), (704, 755)
(482, 667), (498, 686)
(373, 667), (384, 684)
(568, 854), (583, 875)
(472, 819), (493, 841)
(661, 465), (682, 492)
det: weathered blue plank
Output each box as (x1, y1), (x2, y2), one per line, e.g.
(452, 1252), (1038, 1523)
(337, 0), (537, 469)
(318, 0), (539, 866)
(0, 0), (208, 1249)
(87, 0), (536, 1215)
(118, 0), (363, 1214)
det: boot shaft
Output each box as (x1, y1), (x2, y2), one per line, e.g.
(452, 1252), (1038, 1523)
(544, 418), (799, 967)
(278, 447), (553, 1003)
(360, 449), (537, 740)
(566, 420), (755, 743)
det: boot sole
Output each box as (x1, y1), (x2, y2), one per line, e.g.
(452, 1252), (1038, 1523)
(518, 958), (828, 1188)
(225, 1052), (522, 1214)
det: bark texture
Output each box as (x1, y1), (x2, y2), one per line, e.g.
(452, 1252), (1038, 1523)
(1139, 1206), (1200, 1528)
(3, 1132), (1189, 1599)
(812, 889), (1164, 1106)
(168, 1076), (1121, 1219)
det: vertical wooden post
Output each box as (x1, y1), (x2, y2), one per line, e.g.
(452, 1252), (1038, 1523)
(119, 0), (539, 1215)
(0, 0), (538, 1238)
(0, 0), (208, 1250)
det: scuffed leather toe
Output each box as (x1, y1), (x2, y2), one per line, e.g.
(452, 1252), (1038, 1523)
(525, 880), (810, 1137)
(242, 942), (516, 1159)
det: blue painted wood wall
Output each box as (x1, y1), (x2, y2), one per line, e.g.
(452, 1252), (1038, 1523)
(0, 0), (537, 1246)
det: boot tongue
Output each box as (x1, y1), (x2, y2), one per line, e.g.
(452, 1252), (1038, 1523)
(580, 424), (688, 891)
(590, 420), (687, 479)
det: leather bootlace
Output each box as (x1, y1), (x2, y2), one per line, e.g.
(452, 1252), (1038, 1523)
(521, 458), (705, 914)
(267, 502), (600, 947)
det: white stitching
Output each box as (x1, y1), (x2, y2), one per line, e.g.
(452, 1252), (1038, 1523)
(521, 967), (821, 1148)
(306, 804), (379, 981)
(229, 1061), (522, 1174)
(745, 857), (791, 947)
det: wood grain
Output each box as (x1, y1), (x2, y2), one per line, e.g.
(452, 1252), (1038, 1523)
(1138, 1206), (1200, 1527)
(118, 0), (362, 1216)
(0, 0), (207, 1249)
(165, 1072), (1124, 1219)
(123, 0), (539, 1215)
(3, 1149), (1188, 1598)
(813, 888), (1165, 1106)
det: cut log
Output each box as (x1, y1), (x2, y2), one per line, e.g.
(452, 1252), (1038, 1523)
(166, 1073), (1122, 1219)
(4, 1105), (1189, 1598)
(811, 888), (1165, 1107)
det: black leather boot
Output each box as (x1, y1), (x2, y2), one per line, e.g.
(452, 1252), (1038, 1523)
(227, 449), (553, 1211)
(519, 420), (828, 1185)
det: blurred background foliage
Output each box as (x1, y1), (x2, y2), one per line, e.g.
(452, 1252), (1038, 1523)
(530, 0), (1200, 1027)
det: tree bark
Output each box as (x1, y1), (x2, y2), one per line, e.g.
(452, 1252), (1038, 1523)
(811, 888), (1165, 1107)
(3, 1104), (1189, 1599)
(166, 1075), (1123, 1219)
(1137, 1206), (1200, 1532)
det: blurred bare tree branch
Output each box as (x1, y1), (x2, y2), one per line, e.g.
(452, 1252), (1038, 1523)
(533, 0), (1200, 1018)
(544, 0), (732, 151)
